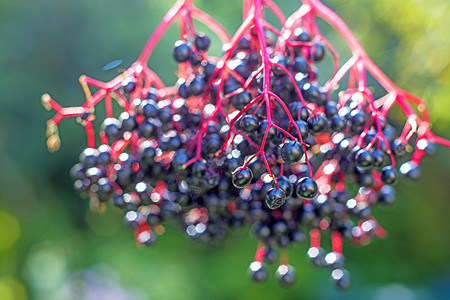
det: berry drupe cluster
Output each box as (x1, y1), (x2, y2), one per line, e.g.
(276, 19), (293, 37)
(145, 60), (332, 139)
(43, 0), (449, 289)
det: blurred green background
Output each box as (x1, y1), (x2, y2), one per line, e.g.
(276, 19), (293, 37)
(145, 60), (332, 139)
(0, 0), (449, 299)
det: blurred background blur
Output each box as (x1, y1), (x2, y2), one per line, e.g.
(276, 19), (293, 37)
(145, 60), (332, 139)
(0, 0), (449, 299)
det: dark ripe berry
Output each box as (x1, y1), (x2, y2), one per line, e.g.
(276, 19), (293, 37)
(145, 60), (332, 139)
(288, 101), (302, 118)
(302, 83), (321, 104)
(178, 79), (191, 99)
(400, 161), (421, 179)
(101, 118), (122, 141)
(79, 148), (99, 168)
(139, 142), (156, 165)
(355, 149), (373, 169)
(281, 140), (304, 164)
(224, 157), (241, 177)
(372, 149), (385, 168)
(392, 139), (407, 156)
(164, 135), (182, 151)
(381, 166), (397, 185)
(290, 120), (309, 141)
(224, 77), (240, 94)
(299, 107), (310, 121)
(124, 211), (145, 229)
(138, 119), (158, 138)
(295, 177), (318, 199)
(237, 36), (250, 50)
(292, 56), (309, 74)
(119, 112), (137, 132)
(122, 79), (136, 94)
(258, 120), (277, 142)
(231, 91), (252, 110)
(276, 176), (293, 198)
(146, 89), (158, 101)
(192, 161), (208, 178)
(294, 28), (311, 42)
(194, 32), (211, 51)
(135, 182), (152, 205)
(264, 248), (278, 264)
(239, 114), (259, 134)
(173, 40), (192, 62)
(232, 167), (253, 189)
(330, 268), (351, 290)
(325, 101), (338, 118)
(202, 61), (216, 79)
(202, 133), (222, 156)
(171, 150), (189, 171)
(329, 190), (349, 204)
(378, 185), (395, 205)
(271, 56), (286, 77)
(307, 247), (326, 267)
(70, 163), (86, 180)
(96, 177), (113, 201)
(158, 107), (173, 125)
(324, 252), (345, 269)
(233, 59), (251, 78)
(249, 159), (265, 182)
(97, 145), (111, 165)
(141, 100), (158, 118)
(248, 261), (268, 283)
(265, 188), (286, 210)
(349, 110), (366, 133)
(330, 115), (346, 132)
(190, 52), (202, 66)
(317, 91), (328, 107)
(311, 42), (325, 62)
(308, 114), (327, 134)
(189, 75), (206, 96)
(115, 164), (134, 188)
(273, 221), (288, 236)
(113, 194), (125, 209)
(137, 230), (157, 246)
(276, 265), (296, 287)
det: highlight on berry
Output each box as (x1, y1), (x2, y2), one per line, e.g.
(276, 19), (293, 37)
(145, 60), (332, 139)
(42, 0), (450, 290)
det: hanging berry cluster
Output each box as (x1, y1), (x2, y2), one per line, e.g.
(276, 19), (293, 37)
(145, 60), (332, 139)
(42, 0), (449, 289)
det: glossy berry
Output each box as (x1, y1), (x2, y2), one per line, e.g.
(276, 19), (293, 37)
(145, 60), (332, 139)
(122, 79), (136, 94)
(372, 149), (385, 168)
(324, 252), (344, 269)
(194, 33), (211, 51)
(330, 115), (346, 132)
(330, 269), (351, 290)
(232, 167), (253, 189)
(276, 176), (293, 198)
(307, 247), (326, 267)
(355, 149), (373, 169)
(295, 177), (318, 199)
(119, 112), (137, 132)
(381, 166), (397, 185)
(281, 140), (304, 164)
(311, 42), (325, 62)
(173, 40), (192, 62)
(399, 161), (421, 179)
(275, 265), (296, 287)
(265, 188), (286, 210)
(308, 114), (327, 134)
(248, 261), (268, 283)
(231, 91), (252, 110)
(239, 114), (259, 134)
(101, 118), (122, 141)
(79, 148), (99, 168)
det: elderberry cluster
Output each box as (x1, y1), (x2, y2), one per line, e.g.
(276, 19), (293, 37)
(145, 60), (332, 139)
(45, 0), (446, 291)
